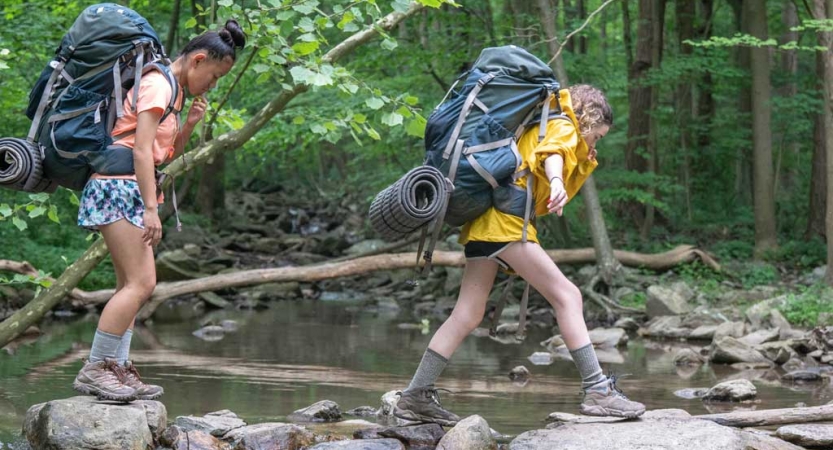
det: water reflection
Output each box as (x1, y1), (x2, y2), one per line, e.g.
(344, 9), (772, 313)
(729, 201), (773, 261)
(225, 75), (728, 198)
(0, 300), (829, 445)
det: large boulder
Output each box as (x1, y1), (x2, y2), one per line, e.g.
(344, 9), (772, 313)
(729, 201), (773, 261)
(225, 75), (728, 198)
(709, 337), (771, 365)
(776, 424), (833, 449)
(646, 285), (693, 318)
(379, 423), (445, 449)
(588, 327), (628, 348)
(509, 418), (803, 450)
(701, 379), (757, 402)
(437, 415), (497, 450)
(160, 426), (229, 450)
(223, 423), (315, 450)
(24, 396), (163, 450)
(176, 410), (247, 437)
(287, 400), (342, 423)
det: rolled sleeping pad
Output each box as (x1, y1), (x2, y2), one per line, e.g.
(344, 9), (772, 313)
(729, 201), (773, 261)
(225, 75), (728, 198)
(0, 138), (57, 193)
(369, 165), (448, 241)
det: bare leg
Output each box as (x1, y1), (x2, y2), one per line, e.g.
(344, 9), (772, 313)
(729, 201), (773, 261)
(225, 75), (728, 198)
(427, 258), (499, 358)
(500, 242), (590, 349)
(97, 219), (156, 335)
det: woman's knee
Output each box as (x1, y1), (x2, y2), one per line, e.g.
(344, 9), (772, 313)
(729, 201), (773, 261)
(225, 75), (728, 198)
(450, 306), (484, 333)
(125, 274), (156, 300)
(545, 280), (582, 310)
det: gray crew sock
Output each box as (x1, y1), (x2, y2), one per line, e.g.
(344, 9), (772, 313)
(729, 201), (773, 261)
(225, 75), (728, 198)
(116, 329), (133, 365)
(89, 329), (123, 363)
(405, 348), (448, 392)
(570, 343), (607, 390)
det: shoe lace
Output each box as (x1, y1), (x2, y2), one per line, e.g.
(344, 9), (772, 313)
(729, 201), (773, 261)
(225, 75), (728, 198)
(125, 362), (143, 382)
(103, 359), (130, 383)
(607, 372), (632, 399)
(423, 385), (454, 408)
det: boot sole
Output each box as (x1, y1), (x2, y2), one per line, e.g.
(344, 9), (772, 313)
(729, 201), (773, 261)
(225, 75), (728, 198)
(580, 404), (645, 419)
(135, 391), (164, 401)
(392, 406), (459, 427)
(73, 380), (137, 403)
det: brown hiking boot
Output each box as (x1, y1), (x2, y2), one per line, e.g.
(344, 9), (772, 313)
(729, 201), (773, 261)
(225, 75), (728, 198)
(73, 358), (137, 402)
(580, 375), (646, 418)
(123, 361), (164, 400)
(393, 385), (461, 426)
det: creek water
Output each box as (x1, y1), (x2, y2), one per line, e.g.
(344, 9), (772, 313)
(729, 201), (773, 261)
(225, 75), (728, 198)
(1, 299), (830, 448)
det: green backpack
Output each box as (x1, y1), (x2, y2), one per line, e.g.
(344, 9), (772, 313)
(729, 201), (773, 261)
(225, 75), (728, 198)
(26, 3), (179, 191)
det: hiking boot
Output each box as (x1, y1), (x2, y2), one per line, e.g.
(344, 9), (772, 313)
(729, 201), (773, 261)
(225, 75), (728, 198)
(393, 385), (461, 426)
(580, 375), (645, 418)
(123, 361), (164, 400)
(73, 358), (137, 402)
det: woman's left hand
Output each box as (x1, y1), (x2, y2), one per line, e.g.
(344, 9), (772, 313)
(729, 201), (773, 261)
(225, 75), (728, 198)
(185, 96), (207, 127)
(547, 178), (568, 216)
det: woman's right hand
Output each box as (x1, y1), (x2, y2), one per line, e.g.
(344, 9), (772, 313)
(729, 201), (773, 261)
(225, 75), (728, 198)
(142, 207), (162, 247)
(547, 178), (568, 216)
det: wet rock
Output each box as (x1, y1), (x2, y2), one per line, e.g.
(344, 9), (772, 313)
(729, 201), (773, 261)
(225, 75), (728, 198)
(156, 248), (206, 281)
(673, 388), (707, 399)
(176, 410), (247, 437)
(353, 426), (386, 440)
(642, 409), (692, 419)
(646, 285), (693, 318)
(379, 423), (445, 449)
(541, 335), (565, 352)
(758, 341), (797, 365)
(346, 406), (379, 417)
(199, 292), (231, 309)
(613, 317), (639, 331)
(770, 309), (793, 333)
(688, 325), (718, 341)
(776, 424), (833, 449)
(193, 325), (227, 341)
(713, 321), (746, 343)
(437, 415), (497, 450)
(288, 400), (342, 423)
(701, 379), (757, 402)
(638, 315), (691, 339)
(739, 328), (781, 346)
(588, 327), (628, 348)
(709, 337), (770, 365)
(509, 365), (531, 381)
(509, 417), (803, 450)
(223, 423), (315, 450)
(528, 352), (555, 366)
(24, 396), (157, 450)
(673, 348), (705, 366)
(782, 370), (823, 382)
(154, 297), (207, 322)
(308, 439), (406, 449)
(162, 426), (229, 450)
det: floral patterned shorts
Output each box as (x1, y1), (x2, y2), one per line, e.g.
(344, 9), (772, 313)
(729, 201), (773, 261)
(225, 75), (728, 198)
(77, 179), (145, 231)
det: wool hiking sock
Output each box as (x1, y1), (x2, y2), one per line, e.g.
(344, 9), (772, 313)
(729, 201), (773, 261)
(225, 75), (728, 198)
(570, 343), (607, 390)
(89, 329), (123, 363)
(405, 348), (448, 392)
(115, 329), (133, 365)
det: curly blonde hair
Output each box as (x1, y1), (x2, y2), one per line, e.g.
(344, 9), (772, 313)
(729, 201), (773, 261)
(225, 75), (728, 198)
(567, 84), (613, 137)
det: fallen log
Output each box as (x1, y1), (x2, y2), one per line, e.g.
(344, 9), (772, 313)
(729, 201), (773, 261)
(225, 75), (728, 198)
(697, 404), (833, 428)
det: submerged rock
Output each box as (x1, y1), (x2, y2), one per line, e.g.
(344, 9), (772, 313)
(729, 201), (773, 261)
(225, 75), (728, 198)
(776, 424), (833, 449)
(175, 410), (246, 437)
(701, 379), (757, 402)
(509, 365), (531, 381)
(223, 422), (315, 450)
(379, 423), (445, 449)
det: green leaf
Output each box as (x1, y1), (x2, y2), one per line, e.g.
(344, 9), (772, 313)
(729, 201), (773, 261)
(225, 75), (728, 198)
(28, 206), (46, 218)
(404, 95), (419, 106)
(47, 205), (59, 224)
(337, 11), (355, 30)
(293, 116), (306, 125)
(381, 38), (398, 51)
(310, 123), (328, 134)
(0, 204), (11, 218)
(253, 63), (271, 74)
(365, 126), (381, 140)
(366, 97), (385, 110)
(292, 41), (320, 56)
(12, 216), (27, 232)
(406, 114), (428, 138)
(0, 61), (8, 70)
(396, 106), (413, 118)
(392, 0), (412, 13)
(290, 66), (315, 84)
(353, 113), (367, 124)
(184, 17), (197, 29)
(218, 0), (233, 6)
(69, 192), (80, 206)
(28, 192), (49, 202)
(417, 0), (443, 7)
(381, 112), (404, 127)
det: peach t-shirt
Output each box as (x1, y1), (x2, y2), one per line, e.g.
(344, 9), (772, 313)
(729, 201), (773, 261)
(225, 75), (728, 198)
(111, 70), (183, 166)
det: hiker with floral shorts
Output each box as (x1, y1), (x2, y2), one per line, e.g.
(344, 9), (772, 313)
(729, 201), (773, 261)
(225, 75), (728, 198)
(394, 85), (646, 425)
(73, 20), (246, 402)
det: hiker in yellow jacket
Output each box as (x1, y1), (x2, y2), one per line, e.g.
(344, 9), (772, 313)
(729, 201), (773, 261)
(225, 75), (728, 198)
(394, 84), (646, 425)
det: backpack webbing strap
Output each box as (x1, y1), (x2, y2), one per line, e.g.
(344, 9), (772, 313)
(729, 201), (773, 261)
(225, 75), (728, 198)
(539, 88), (554, 143)
(422, 139), (464, 274)
(442, 73), (496, 160)
(489, 275), (516, 337)
(27, 59), (66, 142)
(515, 282), (530, 342)
(113, 62), (124, 119)
(132, 42), (145, 113)
(111, 62), (180, 142)
(522, 173), (534, 243)
(465, 154), (499, 189)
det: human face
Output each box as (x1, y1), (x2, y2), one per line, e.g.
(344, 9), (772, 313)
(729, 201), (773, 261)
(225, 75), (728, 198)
(185, 53), (235, 96)
(584, 124), (610, 161)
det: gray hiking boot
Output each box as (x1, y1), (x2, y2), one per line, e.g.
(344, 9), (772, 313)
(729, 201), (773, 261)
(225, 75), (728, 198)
(123, 361), (164, 400)
(393, 385), (461, 426)
(73, 358), (137, 402)
(580, 375), (646, 418)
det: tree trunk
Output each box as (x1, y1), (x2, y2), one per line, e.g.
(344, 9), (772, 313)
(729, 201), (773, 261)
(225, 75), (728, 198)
(695, 0), (715, 151)
(537, 0), (622, 281)
(625, 0), (654, 227)
(729, 0), (753, 206)
(622, 0), (634, 69)
(813, 0), (833, 284)
(747, 0), (777, 257)
(165, 0), (182, 54)
(0, 2), (431, 349)
(777, 0), (799, 193)
(196, 152), (226, 220)
(676, 0), (695, 221)
(641, 0), (666, 239)
(807, 50), (828, 240)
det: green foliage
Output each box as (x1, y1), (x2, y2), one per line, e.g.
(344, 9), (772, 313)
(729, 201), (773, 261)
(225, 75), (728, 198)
(619, 292), (646, 309)
(778, 284), (833, 327)
(737, 263), (780, 289)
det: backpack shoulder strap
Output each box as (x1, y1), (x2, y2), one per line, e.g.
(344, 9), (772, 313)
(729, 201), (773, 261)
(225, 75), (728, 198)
(111, 62), (181, 142)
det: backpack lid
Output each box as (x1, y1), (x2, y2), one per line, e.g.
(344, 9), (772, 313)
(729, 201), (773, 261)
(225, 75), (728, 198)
(59, 3), (163, 64)
(473, 45), (557, 85)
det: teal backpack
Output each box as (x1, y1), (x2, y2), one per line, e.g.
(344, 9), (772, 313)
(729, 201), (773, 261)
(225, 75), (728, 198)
(26, 3), (179, 191)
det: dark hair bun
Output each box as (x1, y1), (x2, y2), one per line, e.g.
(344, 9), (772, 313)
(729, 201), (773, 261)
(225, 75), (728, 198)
(219, 19), (246, 50)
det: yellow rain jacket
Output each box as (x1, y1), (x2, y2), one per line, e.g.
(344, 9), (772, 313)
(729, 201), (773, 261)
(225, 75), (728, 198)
(459, 89), (598, 245)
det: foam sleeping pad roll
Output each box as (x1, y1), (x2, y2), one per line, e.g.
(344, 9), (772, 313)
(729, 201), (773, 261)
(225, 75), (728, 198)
(0, 138), (56, 193)
(369, 166), (448, 242)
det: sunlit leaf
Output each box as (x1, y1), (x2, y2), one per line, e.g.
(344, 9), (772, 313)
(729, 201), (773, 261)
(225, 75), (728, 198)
(366, 98), (385, 110)
(12, 216), (27, 231)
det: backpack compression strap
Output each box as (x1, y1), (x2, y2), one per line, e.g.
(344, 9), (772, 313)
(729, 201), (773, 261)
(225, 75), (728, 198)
(111, 62), (181, 142)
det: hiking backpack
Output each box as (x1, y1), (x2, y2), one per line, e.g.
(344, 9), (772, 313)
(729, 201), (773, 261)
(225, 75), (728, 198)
(26, 3), (180, 191)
